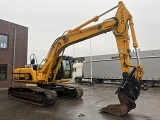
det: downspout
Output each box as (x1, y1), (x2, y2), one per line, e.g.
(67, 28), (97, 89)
(12, 29), (16, 87)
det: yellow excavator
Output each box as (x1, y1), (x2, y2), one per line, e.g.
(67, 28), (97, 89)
(8, 1), (147, 116)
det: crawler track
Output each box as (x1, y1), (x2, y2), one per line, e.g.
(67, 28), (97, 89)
(8, 86), (57, 106)
(8, 84), (83, 106)
(54, 83), (83, 98)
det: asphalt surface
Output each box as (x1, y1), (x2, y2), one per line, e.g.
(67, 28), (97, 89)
(0, 83), (160, 120)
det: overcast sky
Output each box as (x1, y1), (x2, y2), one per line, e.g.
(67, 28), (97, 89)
(1, 0), (160, 63)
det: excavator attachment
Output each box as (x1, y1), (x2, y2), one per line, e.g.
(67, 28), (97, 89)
(101, 92), (132, 116)
(100, 68), (142, 116)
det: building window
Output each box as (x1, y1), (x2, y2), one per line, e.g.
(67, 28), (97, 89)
(0, 64), (7, 80)
(0, 34), (8, 49)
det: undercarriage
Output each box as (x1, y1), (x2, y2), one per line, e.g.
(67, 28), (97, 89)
(8, 83), (83, 106)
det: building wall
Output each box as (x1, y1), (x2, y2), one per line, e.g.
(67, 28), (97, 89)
(0, 19), (28, 88)
(84, 49), (160, 62)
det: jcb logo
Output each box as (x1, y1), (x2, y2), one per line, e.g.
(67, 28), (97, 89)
(119, 47), (123, 53)
(120, 8), (124, 24)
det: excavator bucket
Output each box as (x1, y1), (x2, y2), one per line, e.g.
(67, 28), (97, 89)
(100, 71), (142, 116)
(100, 92), (133, 116)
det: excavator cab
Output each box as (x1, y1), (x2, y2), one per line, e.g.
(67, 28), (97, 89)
(28, 55), (73, 81)
(54, 56), (73, 80)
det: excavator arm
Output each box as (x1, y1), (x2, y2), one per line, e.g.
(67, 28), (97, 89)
(11, 1), (145, 116)
(13, 1), (143, 84)
(42, 1), (144, 84)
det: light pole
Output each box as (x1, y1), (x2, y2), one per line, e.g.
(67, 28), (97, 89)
(90, 38), (92, 84)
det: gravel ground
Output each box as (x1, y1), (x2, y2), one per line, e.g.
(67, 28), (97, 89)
(0, 83), (160, 120)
